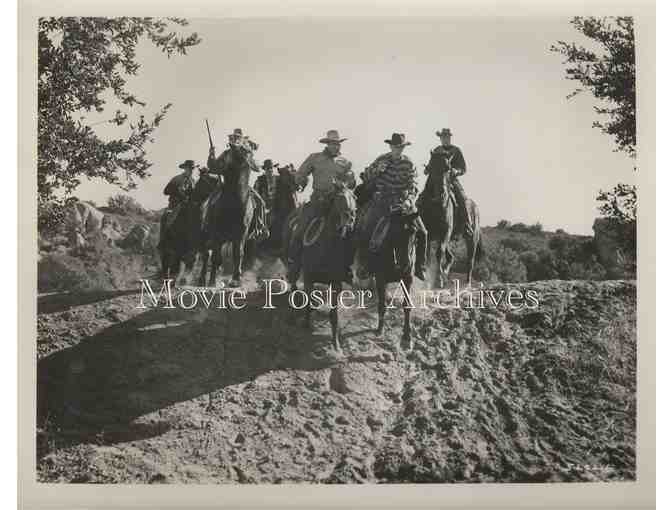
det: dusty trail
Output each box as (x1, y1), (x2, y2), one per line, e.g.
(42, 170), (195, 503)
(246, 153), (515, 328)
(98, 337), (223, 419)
(36, 258), (636, 483)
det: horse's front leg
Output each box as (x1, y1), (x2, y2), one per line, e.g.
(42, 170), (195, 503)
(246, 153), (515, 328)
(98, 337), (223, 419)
(401, 274), (414, 351)
(179, 250), (196, 286)
(329, 282), (342, 353)
(465, 233), (479, 287)
(230, 239), (244, 287)
(198, 247), (210, 287)
(209, 244), (222, 287)
(303, 277), (313, 331)
(375, 274), (386, 335)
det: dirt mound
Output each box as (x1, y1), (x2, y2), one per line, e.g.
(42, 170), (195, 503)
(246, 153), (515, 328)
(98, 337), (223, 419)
(36, 279), (635, 483)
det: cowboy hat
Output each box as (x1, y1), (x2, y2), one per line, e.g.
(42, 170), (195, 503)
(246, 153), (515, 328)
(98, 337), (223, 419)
(178, 159), (196, 170)
(319, 129), (347, 144)
(384, 133), (411, 147)
(435, 128), (453, 137)
(262, 159), (279, 170)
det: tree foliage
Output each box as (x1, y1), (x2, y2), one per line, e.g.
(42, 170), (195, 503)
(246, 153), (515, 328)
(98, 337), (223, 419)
(38, 17), (201, 226)
(552, 17), (637, 269)
(551, 17), (636, 158)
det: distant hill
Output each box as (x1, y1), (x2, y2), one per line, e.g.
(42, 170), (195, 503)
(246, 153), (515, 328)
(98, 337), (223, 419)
(37, 194), (633, 294)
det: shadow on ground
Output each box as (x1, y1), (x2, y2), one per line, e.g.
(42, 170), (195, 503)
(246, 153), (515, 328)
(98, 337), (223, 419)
(37, 290), (343, 456)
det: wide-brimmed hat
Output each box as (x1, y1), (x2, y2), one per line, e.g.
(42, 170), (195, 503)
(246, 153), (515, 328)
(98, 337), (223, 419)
(178, 159), (196, 170)
(319, 129), (347, 144)
(436, 128), (453, 137)
(384, 133), (411, 147)
(262, 159), (279, 170)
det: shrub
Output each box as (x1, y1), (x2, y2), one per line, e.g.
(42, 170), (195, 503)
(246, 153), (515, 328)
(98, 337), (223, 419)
(475, 243), (527, 283)
(107, 194), (147, 217)
(496, 219), (511, 229)
(499, 237), (535, 253)
(520, 249), (560, 281)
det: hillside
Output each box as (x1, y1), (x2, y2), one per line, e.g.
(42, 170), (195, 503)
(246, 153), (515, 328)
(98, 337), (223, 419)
(37, 201), (616, 295)
(36, 278), (636, 483)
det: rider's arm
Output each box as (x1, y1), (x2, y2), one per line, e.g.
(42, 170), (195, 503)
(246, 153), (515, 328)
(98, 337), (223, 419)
(207, 149), (225, 175)
(452, 148), (467, 176)
(295, 153), (315, 189)
(164, 176), (178, 196)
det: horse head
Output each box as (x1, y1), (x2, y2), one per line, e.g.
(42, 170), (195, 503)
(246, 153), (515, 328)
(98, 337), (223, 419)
(330, 185), (357, 239)
(274, 166), (299, 213)
(425, 150), (456, 201)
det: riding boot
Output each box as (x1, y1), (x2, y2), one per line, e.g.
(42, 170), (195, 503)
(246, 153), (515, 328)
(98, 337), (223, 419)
(413, 216), (427, 281)
(452, 179), (473, 236)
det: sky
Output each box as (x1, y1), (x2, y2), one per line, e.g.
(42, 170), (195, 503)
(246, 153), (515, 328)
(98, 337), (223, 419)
(74, 17), (636, 235)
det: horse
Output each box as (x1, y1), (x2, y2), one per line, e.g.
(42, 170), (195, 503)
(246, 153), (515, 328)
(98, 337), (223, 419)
(198, 145), (265, 287)
(158, 199), (200, 283)
(282, 187), (357, 352)
(266, 165), (298, 253)
(419, 150), (483, 288)
(358, 195), (419, 351)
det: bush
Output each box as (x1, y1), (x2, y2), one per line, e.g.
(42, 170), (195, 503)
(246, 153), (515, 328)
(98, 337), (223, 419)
(475, 242), (527, 283)
(499, 237), (535, 253)
(529, 222), (544, 235)
(568, 257), (608, 280)
(107, 194), (147, 217)
(509, 222), (528, 233)
(520, 249), (559, 281)
(496, 219), (511, 229)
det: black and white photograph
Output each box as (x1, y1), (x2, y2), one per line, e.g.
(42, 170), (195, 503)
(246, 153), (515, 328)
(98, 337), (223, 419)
(23, 6), (652, 497)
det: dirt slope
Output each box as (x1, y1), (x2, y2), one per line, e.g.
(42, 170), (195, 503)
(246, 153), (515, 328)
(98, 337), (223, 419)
(36, 274), (636, 484)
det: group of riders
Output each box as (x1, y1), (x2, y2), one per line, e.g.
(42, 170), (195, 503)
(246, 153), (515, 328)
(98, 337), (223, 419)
(158, 125), (472, 286)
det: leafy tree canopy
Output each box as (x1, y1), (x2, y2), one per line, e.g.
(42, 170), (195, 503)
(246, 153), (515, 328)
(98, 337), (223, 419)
(551, 16), (635, 158)
(38, 17), (201, 226)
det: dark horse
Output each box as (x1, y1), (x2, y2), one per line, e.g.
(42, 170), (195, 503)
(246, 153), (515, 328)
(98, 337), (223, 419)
(282, 188), (357, 352)
(358, 197), (419, 351)
(158, 172), (220, 284)
(199, 145), (264, 287)
(158, 200), (200, 284)
(419, 151), (483, 287)
(266, 165), (298, 253)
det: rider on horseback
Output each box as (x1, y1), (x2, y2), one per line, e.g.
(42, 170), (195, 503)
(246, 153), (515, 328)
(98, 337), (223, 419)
(254, 158), (279, 224)
(158, 159), (196, 250)
(422, 127), (473, 236)
(356, 133), (427, 281)
(206, 128), (269, 240)
(287, 129), (357, 285)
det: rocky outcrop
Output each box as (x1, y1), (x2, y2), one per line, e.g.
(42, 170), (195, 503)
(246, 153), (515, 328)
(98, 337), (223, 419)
(117, 224), (154, 251)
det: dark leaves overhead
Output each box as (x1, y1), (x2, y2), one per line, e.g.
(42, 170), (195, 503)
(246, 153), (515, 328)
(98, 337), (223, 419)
(551, 17), (635, 158)
(38, 17), (201, 223)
